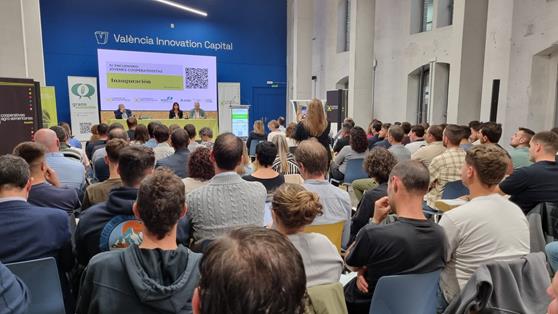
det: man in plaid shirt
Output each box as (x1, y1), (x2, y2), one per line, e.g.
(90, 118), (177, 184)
(426, 125), (466, 207)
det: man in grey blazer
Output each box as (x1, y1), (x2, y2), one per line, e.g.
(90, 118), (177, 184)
(155, 128), (190, 178)
(185, 133), (267, 247)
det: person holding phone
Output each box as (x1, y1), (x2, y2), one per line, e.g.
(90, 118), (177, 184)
(169, 102), (183, 119)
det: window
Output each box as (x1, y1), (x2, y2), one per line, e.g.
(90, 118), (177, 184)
(337, 0), (351, 52)
(421, 0), (434, 32)
(418, 65), (430, 123)
(437, 0), (454, 28)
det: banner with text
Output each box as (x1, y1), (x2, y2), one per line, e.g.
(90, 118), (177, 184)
(40, 86), (58, 128)
(68, 76), (100, 141)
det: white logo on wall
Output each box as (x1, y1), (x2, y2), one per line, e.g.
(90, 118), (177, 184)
(93, 31), (234, 51)
(95, 31), (109, 45)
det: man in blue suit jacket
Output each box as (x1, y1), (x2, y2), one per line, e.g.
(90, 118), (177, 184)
(0, 155), (73, 272)
(156, 128), (190, 178)
(114, 104), (132, 119)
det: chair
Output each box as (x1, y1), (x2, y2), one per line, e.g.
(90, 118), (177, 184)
(342, 159), (367, 185)
(249, 140), (264, 157)
(304, 221), (345, 253)
(369, 270), (441, 314)
(284, 174), (304, 184)
(441, 180), (469, 199)
(6, 257), (65, 314)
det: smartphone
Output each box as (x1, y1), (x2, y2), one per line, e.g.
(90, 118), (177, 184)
(300, 106), (307, 115)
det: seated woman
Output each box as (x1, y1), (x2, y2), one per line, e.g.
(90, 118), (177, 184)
(267, 119), (283, 142)
(169, 102), (183, 119)
(272, 183), (343, 287)
(271, 135), (300, 175)
(285, 122), (298, 147)
(183, 147), (215, 195)
(130, 125), (149, 145)
(243, 142), (285, 194)
(235, 144), (255, 176)
(246, 120), (266, 152)
(349, 147), (397, 244)
(199, 127), (213, 149)
(330, 126), (369, 182)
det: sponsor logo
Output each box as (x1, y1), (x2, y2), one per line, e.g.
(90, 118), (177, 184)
(95, 31), (109, 45)
(71, 83), (95, 99)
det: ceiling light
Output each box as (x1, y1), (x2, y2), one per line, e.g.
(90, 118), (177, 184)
(153, 0), (208, 17)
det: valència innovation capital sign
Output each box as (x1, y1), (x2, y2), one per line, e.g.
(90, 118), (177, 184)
(95, 31), (234, 51)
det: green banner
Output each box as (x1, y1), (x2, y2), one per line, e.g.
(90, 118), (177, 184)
(41, 86), (58, 127)
(107, 73), (183, 90)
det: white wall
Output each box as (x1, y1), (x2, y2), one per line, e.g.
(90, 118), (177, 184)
(0, 0), (45, 84)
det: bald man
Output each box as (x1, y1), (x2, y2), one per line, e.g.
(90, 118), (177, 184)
(34, 128), (86, 193)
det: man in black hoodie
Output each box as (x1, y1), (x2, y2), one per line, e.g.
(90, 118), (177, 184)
(77, 168), (202, 313)
(74, 145), (155, 266)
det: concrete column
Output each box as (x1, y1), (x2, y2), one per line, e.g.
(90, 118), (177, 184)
(0, 0), (45, 84)
(348, 0), (375, 127)
(287, 0), (314, 122)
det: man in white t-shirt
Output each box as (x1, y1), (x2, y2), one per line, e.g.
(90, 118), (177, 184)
(438, 144), (530, 309)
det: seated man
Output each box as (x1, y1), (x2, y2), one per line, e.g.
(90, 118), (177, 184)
(192, 226), (306, 314)
(372, 123), (392, 149)
(13, 142), (80, 219)
(295, 140), (352, 248)
(156, 128), (190, 178)
(113, 103), (132, 119)
(144, 121), (162, 148)
(0, 155), (72, 270)
(498, 131), (558, 213)
(82, 139), (127, 211)
(405, 124), (426, 154)
(185, 124), (203, 152)
(439, 144), (529, 308)
(425, 124), (466, 208)
(34, 128), (86, 193)
(508, 127), (535, 169)
(189, 101), (206, 119)
(387, 125), (411, 162)
(75, 146), (155, 266)
(152, 125), (175, 161)
(411, 124), (445, 168)
(344, 160), (446, 313)
(86, 123), (109, 159)
(77, 169), (202, 313)
(186, 133), (267, 246)
(0, 261), (29, 313)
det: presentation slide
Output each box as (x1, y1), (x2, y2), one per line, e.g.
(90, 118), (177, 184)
(98, 49), (217, 112)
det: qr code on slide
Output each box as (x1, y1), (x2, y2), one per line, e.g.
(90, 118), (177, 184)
(185, 67), (209, 89)
(79, 122), (92, 134)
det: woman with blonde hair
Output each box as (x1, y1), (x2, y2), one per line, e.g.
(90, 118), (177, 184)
(246, 120), (266, 152)
(272, 183), (343, 287)
(293, 99), (332, 161)
(271, 135), (299, 175)
(235, 143), (254, 176)
(267, 119), (283, 142)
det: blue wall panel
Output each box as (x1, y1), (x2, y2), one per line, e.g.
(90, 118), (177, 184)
(40, 0), (287, 126)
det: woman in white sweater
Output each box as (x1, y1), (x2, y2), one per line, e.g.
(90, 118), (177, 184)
(271, 183), (343, 287)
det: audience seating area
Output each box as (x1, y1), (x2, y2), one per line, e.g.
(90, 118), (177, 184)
(1, 116), (558, 314)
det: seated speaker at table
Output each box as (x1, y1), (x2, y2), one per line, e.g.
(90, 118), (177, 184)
(114, 104), (132, 119)
(188, 101), (206, 119)
(169, 102), (184, 119)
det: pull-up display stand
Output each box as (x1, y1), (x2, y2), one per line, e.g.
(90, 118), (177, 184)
(0, 78), (42, 154)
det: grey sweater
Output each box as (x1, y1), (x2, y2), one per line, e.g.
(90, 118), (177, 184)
(186, 172), (267, 242)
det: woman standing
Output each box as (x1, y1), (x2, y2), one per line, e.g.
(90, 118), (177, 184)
(168, 102), (183, 119)
(292, 99), (331, 161)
